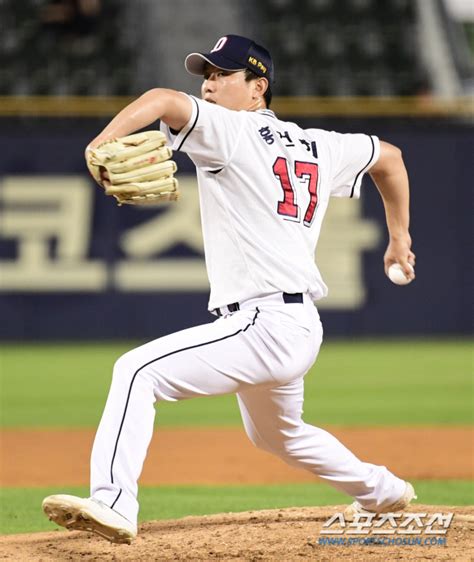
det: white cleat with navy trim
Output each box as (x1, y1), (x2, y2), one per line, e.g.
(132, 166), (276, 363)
(42, 494), (137, 544)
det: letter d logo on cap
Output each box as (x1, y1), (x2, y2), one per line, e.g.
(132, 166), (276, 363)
(211, 36), (228, 52)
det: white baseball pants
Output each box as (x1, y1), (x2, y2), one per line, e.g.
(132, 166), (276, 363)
(90, 293), (405, 523)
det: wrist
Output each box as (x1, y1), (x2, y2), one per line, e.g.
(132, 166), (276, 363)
(388, 229), (410, 242)
(389, 235), (410, 243)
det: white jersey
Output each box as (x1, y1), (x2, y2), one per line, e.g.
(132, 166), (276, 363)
(161, 95), (380, 310)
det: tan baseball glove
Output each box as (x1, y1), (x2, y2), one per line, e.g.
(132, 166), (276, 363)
(86, 131), (179, 205)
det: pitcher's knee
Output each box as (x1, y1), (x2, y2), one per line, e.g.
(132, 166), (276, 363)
(245, 427), (295, 456)
(112, 349), (154, 386)
(113, 351), (136, 378)
(244, 428), (276, 454)
(255, 425), (308, 461)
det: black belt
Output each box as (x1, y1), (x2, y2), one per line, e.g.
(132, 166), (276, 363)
(214, 292), (303, 317)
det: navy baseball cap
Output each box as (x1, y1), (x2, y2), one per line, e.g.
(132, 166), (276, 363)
(185, 35), (274, 83)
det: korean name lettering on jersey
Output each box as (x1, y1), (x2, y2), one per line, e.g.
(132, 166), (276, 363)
(258, 125), (318, 159)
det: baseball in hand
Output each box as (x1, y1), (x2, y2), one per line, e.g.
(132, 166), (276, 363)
(388, 263), (414, 285)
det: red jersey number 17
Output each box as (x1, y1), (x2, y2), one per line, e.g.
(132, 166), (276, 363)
(273, 157), (319, 227)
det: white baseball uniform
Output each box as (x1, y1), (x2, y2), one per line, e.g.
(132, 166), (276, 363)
(90, 96), (405, 524)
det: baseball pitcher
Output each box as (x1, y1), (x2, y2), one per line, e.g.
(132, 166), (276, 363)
(43, 35), (416, 544)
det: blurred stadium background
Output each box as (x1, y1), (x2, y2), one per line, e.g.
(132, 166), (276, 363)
(0, 0), (473, 538)
(1, 0), (473, 97)
(0, 0), (472, 339)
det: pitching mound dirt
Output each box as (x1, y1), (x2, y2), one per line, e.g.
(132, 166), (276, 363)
(1, 505), (472, 561)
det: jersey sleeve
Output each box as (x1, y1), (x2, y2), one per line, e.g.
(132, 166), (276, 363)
(323, 132), (380, 199)
(160, 95), (245, 172)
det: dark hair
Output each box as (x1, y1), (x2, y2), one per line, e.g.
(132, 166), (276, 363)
(244, 69), (273, 108)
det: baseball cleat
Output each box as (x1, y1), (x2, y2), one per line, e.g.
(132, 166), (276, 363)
(344, 481), (417, 521)
(42, 494), (137, 544)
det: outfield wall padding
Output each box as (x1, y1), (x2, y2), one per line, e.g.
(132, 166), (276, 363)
(0, 116), (472, 339)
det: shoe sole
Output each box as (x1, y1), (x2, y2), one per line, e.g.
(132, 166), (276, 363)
(42, 498), (134, 544)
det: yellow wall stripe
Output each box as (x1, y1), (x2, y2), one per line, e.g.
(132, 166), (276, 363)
(0, 96), (472, 118)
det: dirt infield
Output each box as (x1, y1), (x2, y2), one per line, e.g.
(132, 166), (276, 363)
(1, 427), (473, 560)
(1, 505), (473, 561)
(1, 426), (473, 486)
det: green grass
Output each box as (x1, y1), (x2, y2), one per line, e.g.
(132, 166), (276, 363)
(1, 340), (472, 427)
(1, 481), (472, 535)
